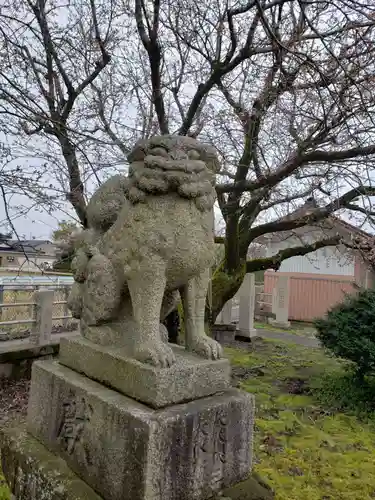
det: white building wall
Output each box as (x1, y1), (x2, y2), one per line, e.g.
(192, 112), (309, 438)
(267, 238), (355, 276)
(4, 256), (56, 272)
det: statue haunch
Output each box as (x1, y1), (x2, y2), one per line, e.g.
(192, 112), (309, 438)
(67, 135), (223, 368)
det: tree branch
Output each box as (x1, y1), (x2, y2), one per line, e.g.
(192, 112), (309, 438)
(247, 186), (375, 243)
(246, 236), (341, 273)
(217, 143), (375, 195)
(135, 0), (169, 134)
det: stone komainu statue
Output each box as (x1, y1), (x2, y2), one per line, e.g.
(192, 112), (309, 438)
(67, 135), (222, 368)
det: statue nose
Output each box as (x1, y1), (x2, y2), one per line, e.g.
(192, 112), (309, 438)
(171, 151), (188, 161)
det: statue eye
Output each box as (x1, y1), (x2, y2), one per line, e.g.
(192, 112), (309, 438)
(188, 149), (200, 160)
(148, 146), (169, 158)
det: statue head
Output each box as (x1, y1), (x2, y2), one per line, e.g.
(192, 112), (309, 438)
(126, 135), (220, 211)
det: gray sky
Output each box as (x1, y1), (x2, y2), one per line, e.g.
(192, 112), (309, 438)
(0, 198), (76, 240)
(0, 197), (227, 240)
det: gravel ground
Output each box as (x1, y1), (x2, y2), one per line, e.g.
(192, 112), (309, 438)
(0, 378), (30, 426)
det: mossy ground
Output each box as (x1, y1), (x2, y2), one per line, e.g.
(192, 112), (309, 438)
(1, 338), (375, 500)
(227, 338), (375, 499)
(254, 320), (316, 338)
(0, 475), (10, 499)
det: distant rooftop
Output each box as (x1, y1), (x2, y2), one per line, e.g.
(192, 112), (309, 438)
(0, 239), (54, 255)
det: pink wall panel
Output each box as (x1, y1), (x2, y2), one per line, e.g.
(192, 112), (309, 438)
(264, 272), (356, 322)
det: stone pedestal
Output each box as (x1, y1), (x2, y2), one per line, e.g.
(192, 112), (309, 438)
(58, 335), (231, 408)
(1, 339), (255, 500)
(26, 360), (254, 500)
(0, 425), (102, 500)
(212, 324), (237, 344)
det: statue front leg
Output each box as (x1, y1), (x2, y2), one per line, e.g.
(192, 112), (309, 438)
(180, 268), (222, 360)
(127, 264), (176, 368)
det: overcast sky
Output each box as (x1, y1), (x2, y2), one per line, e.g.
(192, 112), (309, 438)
(0, 195), (228, 240)
(0, 197), (76, 240)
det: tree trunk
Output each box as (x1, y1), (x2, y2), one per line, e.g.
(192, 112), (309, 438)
(225, 215), (241, 271)
(58, 134), (88, 227)
(205, 262), (246, 326)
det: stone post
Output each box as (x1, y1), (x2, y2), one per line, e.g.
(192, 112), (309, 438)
(221, 299), (232, 325)
(215, 299), (233, 325)
(238, 273), (257, 338)
(0, 285), (3, 320)
(30, 289), (54, 344)
(270, 275), (290, 328)
(62, 286), (70, 329)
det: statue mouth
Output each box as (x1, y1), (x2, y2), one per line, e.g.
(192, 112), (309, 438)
(127, 136), (220, 174)
(143, 154), (207, 174)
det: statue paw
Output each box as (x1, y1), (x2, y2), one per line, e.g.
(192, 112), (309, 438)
(133, 341), (176, 368)
(188, 336), (222, 360)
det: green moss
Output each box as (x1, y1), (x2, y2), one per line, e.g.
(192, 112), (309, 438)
(210, 263), (246, 320)
(0, 427), (101, 499)
(226, 338), (375, 499)
(0, 472), (11, 500)
(254, 321), (317, 338)
(3, 338), (375, 500)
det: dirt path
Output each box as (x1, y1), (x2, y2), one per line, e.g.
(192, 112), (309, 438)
(254, 329), (321, 348)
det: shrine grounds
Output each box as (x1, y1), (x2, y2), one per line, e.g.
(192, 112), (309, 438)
(1, 336), (375, 500)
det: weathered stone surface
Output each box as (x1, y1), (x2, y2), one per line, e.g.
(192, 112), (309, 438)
(27, 360), (254, 500)
(59, 335), (231, 408)
(66, 135), (224, 368)
(0, 424), (101, 500)
(1, 426), (267, 500)
(212, 326), (236, 344)
(270, 276), (290, 328)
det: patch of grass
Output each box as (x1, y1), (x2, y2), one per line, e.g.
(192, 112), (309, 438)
(311, 369), (375, 420)
(0, 472), (10, 500)
(254, 321), (317, 338)
(226, 338), (375, 499)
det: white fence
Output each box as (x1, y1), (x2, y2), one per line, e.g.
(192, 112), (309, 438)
(0, 285), (77, 342)
(0, 275), (74, 287)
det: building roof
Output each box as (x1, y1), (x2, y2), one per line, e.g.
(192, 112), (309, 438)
(259, 197), (371, 244)
(10, 239), (53, 247)
(0, 239), (51, 255)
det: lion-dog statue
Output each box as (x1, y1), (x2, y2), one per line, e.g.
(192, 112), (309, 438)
(67, 135), (223, 368)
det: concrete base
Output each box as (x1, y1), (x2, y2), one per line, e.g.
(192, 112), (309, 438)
(268, 319), (290, 329)
(27, 360), (255, 500)
(212, 325), (236, 344)
(236, 328), (257, 339)
(0, 341), (59, 380)
(59, 335), (231, 408)
(0, 425), (264, 500)
(0, 425), (101, 500)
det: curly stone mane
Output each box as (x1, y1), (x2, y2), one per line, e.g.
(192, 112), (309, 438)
(125, 136), (219, 212)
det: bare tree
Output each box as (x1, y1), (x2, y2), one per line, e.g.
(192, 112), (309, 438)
(1, 0), (375, 321)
